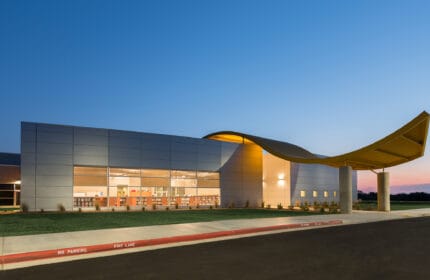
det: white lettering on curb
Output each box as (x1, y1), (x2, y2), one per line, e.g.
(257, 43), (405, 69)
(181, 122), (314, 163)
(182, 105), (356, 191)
(113, 242), (136, 249)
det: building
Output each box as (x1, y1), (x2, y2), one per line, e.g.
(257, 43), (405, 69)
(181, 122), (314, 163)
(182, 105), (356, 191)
(2, 112), (428, 212)
(0, 122), (356, 211)
(0, 153), (21, 206)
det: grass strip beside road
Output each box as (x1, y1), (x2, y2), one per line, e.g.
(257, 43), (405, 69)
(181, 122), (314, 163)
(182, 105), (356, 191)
(0, 209), (325, 237)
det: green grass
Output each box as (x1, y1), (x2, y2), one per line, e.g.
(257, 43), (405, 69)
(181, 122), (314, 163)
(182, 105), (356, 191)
(0, 209), (326, 237)
(357, 201), (430, 211)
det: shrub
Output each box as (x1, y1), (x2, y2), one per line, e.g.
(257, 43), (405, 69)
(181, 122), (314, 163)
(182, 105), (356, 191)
(78, 207), (82, 213)
(95, 204), (100, 211)
(165, 206), (169, 211)
(175, 202), (179, 209)
(189, 206), (192, 210)
(111, 207), (115, 212)
(209, 205), (213, 210)
(261, 201), (265, 208)
(245, 200), (249, 208)
(320, 207), (325, 213)
(40, 208), (45, 213)
(126, 205), (131, 212)
(21, 203), (29, 213)
(288, 205), (294, 210)
(142, 206), (145, 211)
(266, 204), (271, 209)
(277, 203), (283, 210)
(57, 203), (66, 212)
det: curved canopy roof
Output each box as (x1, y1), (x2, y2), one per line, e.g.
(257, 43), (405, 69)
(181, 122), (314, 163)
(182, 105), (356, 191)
(205, 111), (430, 170)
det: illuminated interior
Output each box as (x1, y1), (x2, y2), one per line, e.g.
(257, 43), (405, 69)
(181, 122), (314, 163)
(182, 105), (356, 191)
(73, 166), (220, 208)
(0, 166), (21, 206)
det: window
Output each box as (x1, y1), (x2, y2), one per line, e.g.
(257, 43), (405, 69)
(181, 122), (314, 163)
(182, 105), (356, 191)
(300, 191), (306, 197)
(324, 191), (328, 198)
(333, 191), (337, 197)
(313, 191), (318, 198)
(73, 166), (220, 208)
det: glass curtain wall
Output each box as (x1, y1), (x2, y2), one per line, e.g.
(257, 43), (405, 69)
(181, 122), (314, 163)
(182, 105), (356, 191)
(73, 166), (220, 209)
(73, 167), (108, 207)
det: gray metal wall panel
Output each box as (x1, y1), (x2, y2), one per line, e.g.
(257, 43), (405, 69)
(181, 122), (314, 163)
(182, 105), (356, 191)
(36, 165), (73, 176)
(290, 163), (342, 204)
(171, 151), (197, 162)
(171, 141), (198, 153)
(37, 132), (73, 144)
(37, 124), (73, 135)
(74, 155), (108, 166)
(37, 154), (73, 165)
(197, 161), (221, 171)
(36, 175), (72, 187)
(37, 142), (73, 155)
(21, 141), (36, 153)
(171, 160), (197, 170)
(74, 133), (108, 146)
(36, 186), (72, 198)
(220, 144), (262, 208)
(141, 149), (170, 160)
(109, 157), (141, 168)
(109, 131), (141, 148)
(74, 145), (107, 156)
(21, 164), (36, 177)
(140, 159), (171, 169)
(21, 153), (36, 165)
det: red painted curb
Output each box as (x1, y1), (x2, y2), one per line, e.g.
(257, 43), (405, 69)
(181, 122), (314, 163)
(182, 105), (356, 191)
(1, 220), (342, 265)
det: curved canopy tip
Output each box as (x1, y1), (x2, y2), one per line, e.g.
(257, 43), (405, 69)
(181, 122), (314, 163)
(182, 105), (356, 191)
(204, 111), (430, 170)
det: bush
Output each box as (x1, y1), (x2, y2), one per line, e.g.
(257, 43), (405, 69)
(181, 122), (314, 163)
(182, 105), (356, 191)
(261, 201), (265, 208)
(95, 204), (100, 211)
(57, 203), (66, 212)
(126, 205), (131, 212)
(142, 206), (145, 211)
(175, 202), (179, 209)
(266, 204), (271, 209)
(165, 206), (169, 211)
(40, 208), (45, 213)
(78, 207), (82, 213)
(189, 206), (192, 210)
(320, 207), (325, 213)
(209, 205), (213, 209)
(111, 207), (115, 212)
(21, 203), (29, 213)
(277, 203), (283, 210)
(288, 205), (294, 210)
(245, 200), (249, 208)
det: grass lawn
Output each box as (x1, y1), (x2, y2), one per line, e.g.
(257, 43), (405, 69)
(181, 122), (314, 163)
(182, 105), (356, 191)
(0, 208), (327, 237)
(357, 201), (430, 211)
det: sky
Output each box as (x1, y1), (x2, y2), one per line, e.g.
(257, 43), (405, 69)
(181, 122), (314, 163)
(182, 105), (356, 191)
(1, 0), (429, 192)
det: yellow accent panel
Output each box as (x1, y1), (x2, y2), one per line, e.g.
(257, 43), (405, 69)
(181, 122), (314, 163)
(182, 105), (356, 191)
(204, 111), (430, 170)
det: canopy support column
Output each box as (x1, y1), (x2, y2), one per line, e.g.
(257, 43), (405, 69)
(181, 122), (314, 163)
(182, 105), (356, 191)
(377, 172), (390, 211)
(339, 166), (352, 214)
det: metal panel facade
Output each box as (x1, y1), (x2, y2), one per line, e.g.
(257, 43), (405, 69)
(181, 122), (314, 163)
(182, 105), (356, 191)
(21, 123), (259, 211)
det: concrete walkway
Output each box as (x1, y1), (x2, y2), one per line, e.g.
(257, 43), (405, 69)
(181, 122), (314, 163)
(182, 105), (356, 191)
(1, 208), (429, 270)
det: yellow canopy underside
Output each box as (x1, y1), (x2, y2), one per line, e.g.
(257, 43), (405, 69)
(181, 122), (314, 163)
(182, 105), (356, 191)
(204, 111), (430, 170)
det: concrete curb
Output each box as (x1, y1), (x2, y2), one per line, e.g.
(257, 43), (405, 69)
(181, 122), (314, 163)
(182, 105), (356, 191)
(0, 220), (342, 266)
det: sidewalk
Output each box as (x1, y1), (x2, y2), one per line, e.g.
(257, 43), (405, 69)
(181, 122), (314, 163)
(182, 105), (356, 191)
(1, 208), (429, 270)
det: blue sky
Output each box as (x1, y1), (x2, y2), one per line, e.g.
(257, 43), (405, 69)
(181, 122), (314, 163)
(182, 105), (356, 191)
(1, 0), (429, 189)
